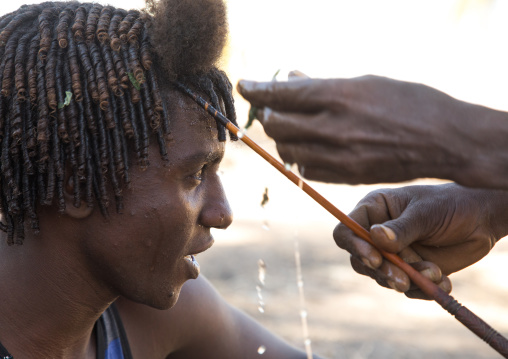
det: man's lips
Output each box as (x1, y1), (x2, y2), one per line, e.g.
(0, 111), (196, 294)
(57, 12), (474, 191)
(185, 237), (215, 258)
(183, 238), (214, 278)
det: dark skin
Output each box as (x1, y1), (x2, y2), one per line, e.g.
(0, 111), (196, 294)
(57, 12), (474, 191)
(237, 75), (508, 190)
(237, 74), (508, 298)
(334, 183), (508, 299)
(0, 90), (320, 358)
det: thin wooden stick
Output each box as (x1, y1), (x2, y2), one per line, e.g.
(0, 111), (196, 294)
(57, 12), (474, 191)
(176, 83), (508, 358)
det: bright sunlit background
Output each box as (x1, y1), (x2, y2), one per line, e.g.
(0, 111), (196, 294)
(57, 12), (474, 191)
(2, 0), (508, 358)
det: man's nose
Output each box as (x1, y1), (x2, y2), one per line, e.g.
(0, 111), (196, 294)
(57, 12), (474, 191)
(199, 184), (233, 229)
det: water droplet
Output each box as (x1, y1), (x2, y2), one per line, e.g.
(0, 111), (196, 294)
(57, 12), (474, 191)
(237, 130), (245, 139)
(257, 346), (266, 355)
(257, 259), (267, 314)
(284, 162), (291, 171)
(293, 237), (314, 358)
(258, 259), (266, 285)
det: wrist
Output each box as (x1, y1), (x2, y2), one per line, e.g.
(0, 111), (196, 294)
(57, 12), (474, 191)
(443, 102), (508, 189)
(482, 189), (508, 241)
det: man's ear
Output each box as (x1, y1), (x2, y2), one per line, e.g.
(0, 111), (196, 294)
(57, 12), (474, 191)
(63, 176), (93, 219)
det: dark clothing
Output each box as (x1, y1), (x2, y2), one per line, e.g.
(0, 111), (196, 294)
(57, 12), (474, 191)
(96, 302), (134, 359)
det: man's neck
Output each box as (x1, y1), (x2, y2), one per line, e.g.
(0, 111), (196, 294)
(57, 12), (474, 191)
(0, 233), (116, 359)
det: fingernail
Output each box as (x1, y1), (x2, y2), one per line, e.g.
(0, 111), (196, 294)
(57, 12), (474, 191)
(387, 280), (405, 293)
(386, 280), (398, 291)
(420, 268), (435, 281)
(362, 257), (375, 270)
(288, 70), (310, 80)
(379, 225), (396, 241)
(438, 278), (452, 293)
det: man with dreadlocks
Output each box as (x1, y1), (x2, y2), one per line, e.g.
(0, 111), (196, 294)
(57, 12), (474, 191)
(0, 1), (323, 358)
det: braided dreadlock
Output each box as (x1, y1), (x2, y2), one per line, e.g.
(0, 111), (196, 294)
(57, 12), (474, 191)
(0, 0), (238, 245)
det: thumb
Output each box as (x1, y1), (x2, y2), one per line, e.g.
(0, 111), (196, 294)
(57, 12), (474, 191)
(369, 209), (431, 254)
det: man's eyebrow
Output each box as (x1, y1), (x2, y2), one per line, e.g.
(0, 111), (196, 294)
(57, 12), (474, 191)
(180, 151), (224, 166)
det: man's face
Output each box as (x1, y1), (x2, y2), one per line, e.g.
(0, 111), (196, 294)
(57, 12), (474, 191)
(79, 89), (233, 309)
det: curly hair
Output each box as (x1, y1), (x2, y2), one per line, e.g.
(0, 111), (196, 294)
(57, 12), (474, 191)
(0, 0), (238, 245)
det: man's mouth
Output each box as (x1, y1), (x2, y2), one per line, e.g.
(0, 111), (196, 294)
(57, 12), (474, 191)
(183, 238), (214, 277)
(183, 254), (199, 268)
(183, 254), (201, 278)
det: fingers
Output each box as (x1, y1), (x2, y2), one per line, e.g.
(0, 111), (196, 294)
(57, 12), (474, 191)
(334, 207), (384, 270)
(335, 193), (451, 299)
(255, 109), (354, 150)
(237, 78), (343, 112)
(334, 194), (402, 269)
(334, 186), (460, 300)
(350, 251), (452, 300)
(405, 272), (452, 300)
(369, 200), (433, 254)
(411, 261), (443, 283)
(256, 109), (332, 142)
(351, 255), (411, 292)
(295, 166), (350, 184)
(336, 226), (384, 270)
(411, 238), (491, 276)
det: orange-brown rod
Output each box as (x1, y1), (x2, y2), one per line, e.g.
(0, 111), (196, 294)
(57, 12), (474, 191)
(225, 122), (508, 358)
(177, 83), (508, 357)
(229, 121), (439, 296)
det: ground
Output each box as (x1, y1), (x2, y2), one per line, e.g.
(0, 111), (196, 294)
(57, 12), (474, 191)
(197, 123), (508, 359)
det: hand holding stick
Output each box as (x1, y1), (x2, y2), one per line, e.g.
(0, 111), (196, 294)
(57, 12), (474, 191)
(176, 82), (508, 358)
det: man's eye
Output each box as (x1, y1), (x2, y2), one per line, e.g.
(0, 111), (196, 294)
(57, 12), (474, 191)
(192, 167), (204, 181)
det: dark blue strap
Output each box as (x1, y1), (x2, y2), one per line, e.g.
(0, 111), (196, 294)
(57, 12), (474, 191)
(0, 339), (12, 359)
(96, 302), (133, 359)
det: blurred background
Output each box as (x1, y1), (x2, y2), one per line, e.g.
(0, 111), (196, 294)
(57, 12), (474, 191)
(2, 0), (508, 357)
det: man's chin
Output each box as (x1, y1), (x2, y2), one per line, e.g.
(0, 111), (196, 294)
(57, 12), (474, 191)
(130, 286), (182, 310)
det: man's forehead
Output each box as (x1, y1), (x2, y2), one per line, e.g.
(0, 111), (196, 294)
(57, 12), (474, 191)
(166, 88), (206, 111)
(165, 89), (216, 126)
(162, 89), (223, 160)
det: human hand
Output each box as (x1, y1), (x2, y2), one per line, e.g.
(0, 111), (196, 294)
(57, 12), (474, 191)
(333, 183), (508, 299)
(237, 75), (508, 189)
